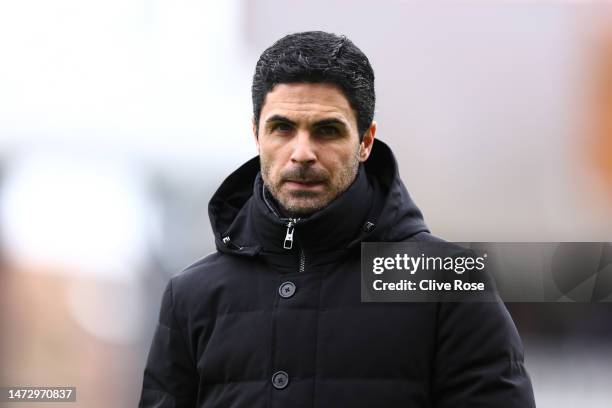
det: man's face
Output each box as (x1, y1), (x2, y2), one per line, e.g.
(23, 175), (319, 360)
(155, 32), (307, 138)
(254, 82), (375, 216)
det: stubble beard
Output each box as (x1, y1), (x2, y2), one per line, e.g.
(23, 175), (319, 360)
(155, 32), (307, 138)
(261, 149), (361, 217)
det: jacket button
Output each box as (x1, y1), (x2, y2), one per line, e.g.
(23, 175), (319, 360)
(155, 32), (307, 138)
(271, 371), (289, 389)
(278, 282), (296, 298)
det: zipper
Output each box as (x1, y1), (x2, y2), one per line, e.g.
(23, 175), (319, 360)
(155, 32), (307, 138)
(282, 218), (306, 273)
(264, 185), (304, 271)
(283, 218), (299, 249)
(299, 248), (306, 273)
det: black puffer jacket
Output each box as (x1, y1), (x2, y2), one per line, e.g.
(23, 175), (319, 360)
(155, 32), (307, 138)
(139, 139), (535, 408)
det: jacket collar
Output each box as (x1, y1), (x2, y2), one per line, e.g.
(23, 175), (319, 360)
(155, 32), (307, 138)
(247, 163), (373, 254)
(208, 139), (429, 259)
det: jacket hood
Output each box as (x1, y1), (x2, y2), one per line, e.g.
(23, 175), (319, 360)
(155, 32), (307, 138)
(208, 139), (429, 257)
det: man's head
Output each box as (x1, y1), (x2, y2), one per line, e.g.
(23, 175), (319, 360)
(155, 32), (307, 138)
(251, 31), (377, 216)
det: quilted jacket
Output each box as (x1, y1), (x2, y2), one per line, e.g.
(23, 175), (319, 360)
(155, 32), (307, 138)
(139, 139), (535, 407)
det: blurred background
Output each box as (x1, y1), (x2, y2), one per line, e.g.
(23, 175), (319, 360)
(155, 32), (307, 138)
(1, 1), (611, 407)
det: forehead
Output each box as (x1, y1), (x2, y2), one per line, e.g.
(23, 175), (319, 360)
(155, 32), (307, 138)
(260, 82), (356, 125)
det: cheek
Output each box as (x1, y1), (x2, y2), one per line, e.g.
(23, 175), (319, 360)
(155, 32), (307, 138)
(325, 148), (357, 172)
(261, 143), (290, 169)
(259, 150), (282, 182)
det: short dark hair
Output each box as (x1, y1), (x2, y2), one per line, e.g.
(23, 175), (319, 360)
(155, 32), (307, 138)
(252, 31), (375, 140)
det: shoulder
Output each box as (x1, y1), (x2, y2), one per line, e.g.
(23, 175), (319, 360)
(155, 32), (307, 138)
(170, 251), (229, 292)
(167, 251), (262, 311)
(167, 251), (235, 306)
(161, 251), (236, 322)
(183, 251), (226, 275)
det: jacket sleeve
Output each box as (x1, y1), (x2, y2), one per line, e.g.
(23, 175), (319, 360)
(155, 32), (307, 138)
(432, 298), (536, 407)
(139, 279), (198, 408)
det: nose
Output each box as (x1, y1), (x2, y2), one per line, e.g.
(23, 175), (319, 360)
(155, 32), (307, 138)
(289, 131), (317, 165)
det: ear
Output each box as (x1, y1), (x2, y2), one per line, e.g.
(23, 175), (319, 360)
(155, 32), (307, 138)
(252, 117), (260, 153)
(358, 121), (376, 162)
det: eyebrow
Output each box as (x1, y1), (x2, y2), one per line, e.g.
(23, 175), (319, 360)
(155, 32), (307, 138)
(265, 115), (297, 126)
(265, 115), (348, 129)
(312, 118), (347, 128)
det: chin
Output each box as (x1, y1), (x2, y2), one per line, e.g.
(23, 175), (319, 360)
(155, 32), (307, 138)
(284, 199), (329, 215)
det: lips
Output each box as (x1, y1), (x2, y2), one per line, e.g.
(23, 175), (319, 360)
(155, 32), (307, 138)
(285, 179), (324, 185)
(280, 167), (328, 189)
(284, 179), (325, 189)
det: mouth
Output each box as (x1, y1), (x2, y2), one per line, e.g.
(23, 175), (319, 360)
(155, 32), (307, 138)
(284, 179), (325, 190)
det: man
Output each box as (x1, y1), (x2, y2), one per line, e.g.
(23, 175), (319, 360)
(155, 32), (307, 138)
(139, 31), (535, 407)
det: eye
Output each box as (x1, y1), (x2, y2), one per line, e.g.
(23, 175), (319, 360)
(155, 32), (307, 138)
(271, 122), (293, 134)
(316, 126), (340, 137)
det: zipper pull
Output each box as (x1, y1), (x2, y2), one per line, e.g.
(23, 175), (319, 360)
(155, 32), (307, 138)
(283, 220), (295, 250)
